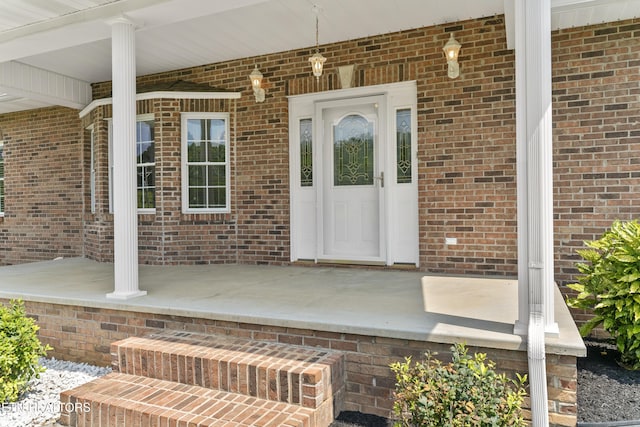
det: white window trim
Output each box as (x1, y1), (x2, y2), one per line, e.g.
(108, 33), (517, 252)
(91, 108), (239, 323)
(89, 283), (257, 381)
(108, 113), (156, 214)
(88, 125), (96, 214)
(135, 114), (156, 214)
(181, 112), (231, 214)
(0, 140), (4, 217)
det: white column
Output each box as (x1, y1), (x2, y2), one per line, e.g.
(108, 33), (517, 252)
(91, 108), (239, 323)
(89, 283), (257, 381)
(513, 0), (557, 335)
(513, 0), (529, 336)
(107, 16), (146, 299)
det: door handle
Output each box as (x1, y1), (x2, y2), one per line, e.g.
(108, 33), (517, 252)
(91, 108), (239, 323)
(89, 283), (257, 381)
(374, 171), (384, 188)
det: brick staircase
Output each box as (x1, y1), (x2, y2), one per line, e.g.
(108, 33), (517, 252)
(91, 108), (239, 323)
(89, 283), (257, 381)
(59, 331), (345, 427)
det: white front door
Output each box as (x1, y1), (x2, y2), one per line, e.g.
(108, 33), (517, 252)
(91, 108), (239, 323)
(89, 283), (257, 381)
(319, 98), (385, 263)
(288, 81), (418, 266)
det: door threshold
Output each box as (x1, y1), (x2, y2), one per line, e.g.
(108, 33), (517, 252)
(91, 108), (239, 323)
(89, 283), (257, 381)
(316, 258), (387, 266)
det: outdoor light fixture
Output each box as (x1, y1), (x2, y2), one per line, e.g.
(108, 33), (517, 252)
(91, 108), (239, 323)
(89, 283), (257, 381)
(308, 5), (326, 81)
(249, 65), (265, 103)
(443, 33), (462, 79)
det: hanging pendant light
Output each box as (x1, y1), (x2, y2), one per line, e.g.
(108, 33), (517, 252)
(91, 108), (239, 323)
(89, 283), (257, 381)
(308, 5), (326, 81)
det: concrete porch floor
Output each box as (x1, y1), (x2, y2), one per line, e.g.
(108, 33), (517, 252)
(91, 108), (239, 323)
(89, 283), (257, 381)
(0, 257), (585, 357)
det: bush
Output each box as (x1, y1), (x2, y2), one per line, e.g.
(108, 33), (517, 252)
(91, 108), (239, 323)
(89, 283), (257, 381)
(0, 299), (51, 403)
(390, 343), (527, 427)
(567, 219), (640, 370)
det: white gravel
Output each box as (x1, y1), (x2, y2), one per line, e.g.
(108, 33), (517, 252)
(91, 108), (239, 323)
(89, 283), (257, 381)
(0, 358), (111, 427)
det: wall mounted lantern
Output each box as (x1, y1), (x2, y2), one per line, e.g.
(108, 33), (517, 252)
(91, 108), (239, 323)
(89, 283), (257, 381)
(443, 33), (462, 79)
(249, 65), (265, 103)
(308, 5), (326, 81)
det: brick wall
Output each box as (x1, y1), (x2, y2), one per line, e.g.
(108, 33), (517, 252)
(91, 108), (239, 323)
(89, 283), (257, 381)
(551, 20), (640, 329)
(13, 299), (577, 427)
(87, 16), (522, 273)
(0, 107), (84, 265)
(0, 17), (639, 330)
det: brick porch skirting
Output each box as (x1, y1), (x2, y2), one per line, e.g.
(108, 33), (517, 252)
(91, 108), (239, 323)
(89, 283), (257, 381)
(9, 299), (578, 427)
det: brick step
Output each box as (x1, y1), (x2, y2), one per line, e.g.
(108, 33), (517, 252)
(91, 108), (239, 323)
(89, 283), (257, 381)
(60, 372), (331, 427)
(111, 331), (345, 410)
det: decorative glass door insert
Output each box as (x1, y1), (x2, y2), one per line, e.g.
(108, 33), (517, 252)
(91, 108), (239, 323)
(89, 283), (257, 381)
(333, 114), (374, 186)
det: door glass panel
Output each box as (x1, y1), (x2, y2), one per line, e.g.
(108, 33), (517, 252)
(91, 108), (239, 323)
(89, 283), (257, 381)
(300, 118), (313, 187)
(396, 109), (412, 184)
(333, 114), (373, 186)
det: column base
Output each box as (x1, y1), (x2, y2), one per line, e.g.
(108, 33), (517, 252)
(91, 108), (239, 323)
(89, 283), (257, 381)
(106, 290), (147, 300)
(513, 320), (560, 337)
(545, 322), (559, 338)
(513, 320), (528, 336)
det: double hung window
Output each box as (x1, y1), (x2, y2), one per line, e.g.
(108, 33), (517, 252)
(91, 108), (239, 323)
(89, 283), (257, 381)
(108, 114), (156, 213)
(181, 113), (230, 213)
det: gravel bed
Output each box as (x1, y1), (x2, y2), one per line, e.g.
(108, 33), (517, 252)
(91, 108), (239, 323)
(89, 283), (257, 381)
(0, 358), (111, 427)
(577, 339), (640, 425)
(2, 341), (638, 427)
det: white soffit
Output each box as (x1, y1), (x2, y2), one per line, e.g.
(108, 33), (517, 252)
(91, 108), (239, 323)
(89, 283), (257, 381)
(505, 0), (640, 48)
(0, 61), (91, 112)
(4, 0), (505, 83)
(552, 0), (640, 29)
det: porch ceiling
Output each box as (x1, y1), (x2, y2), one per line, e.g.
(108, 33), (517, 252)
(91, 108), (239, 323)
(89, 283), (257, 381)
(0, 0), (639, 114)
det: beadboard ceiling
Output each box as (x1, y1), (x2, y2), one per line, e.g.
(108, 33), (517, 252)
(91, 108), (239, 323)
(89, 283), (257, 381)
(0, 0), (639, 114)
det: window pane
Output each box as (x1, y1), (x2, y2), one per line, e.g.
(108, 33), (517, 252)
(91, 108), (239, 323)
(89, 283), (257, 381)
(208, 119), (226, 141)
(300, 119), (313, 187)
(189, 165), (206, 187)
(136, 120), (154, 143)
(188, 141), (206, 163)
(188, 188), (206, 208)
(137, 141), (155, 164)
(396, 109), (412, 184)
(208, 165), (226, 186)
(137, 165), (155, 187)
(137, 165), (155, 209)
(334, 114), (374, 186)
(187, 119), (204, 142)
(208, 187), (226, 208)
(207, 141), (225, 163)
(137, 188), (155, 209)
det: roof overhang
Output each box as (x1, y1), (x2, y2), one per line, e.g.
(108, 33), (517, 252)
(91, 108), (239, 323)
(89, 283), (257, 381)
(79, 90), (241, 119)
(0, 0), (639, 115)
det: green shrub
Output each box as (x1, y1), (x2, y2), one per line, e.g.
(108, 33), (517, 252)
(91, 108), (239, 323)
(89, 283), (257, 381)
(0, 299), (52, 403)
(390, 343), (527, 427)
(567, 219), (640, 370)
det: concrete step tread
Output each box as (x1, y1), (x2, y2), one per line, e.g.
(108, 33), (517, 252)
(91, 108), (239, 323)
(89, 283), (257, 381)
(60, 372), (317, 427)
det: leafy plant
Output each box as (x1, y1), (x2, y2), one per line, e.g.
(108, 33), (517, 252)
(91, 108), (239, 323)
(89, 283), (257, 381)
(390, 343), (527, 427)
(0, 299), (52, 403)
(567, 219), (640, 370)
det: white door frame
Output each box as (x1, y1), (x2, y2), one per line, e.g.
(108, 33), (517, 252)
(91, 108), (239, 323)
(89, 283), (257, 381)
(288, 81), (419, 266)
